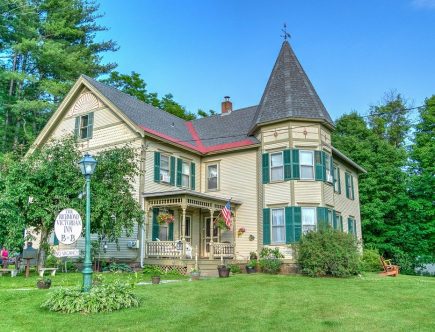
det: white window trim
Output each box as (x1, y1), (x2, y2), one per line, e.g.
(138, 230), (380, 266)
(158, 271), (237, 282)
(270, 151), (284, 182)
(299, 150), (315, 180)
(271, 208), (286, 244)
(346, 172), (354, 200)
(181, 160), (190, 188)
(333, 165), (340, 192)
(301, 207), (317, 234)
(206, 163), (219, 191)
(160, 154), (171, 183)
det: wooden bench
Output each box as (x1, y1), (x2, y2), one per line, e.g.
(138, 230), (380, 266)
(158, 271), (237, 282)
(38, 268), (58, 277)
(380, 257), (400, 277)
(0, 268), (18, 277)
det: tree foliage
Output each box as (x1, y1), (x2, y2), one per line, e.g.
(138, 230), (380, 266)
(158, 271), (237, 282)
(332, 93), (435, 273)
(0, 0), (117, 154)
(0, 137), (143, 266)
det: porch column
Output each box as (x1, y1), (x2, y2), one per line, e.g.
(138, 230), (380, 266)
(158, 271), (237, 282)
(181, 207), (186, 258)
(233, 206), (237, 260)
(144, 208), (150, 258)
(209, 208), (215, 260)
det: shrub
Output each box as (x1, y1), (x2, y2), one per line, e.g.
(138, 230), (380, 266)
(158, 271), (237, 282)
(41, 281), (140, 313)
(297, 228), (361, 277)
(229, 264), (242, 274)
(259, 247), (284, 274)
(143, 265), (163, 276)
(102, 263), (133, 273)
(362, 248), (382, 272)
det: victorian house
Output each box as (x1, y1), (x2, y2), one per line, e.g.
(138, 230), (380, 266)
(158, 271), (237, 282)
(32, 41), (365, 274)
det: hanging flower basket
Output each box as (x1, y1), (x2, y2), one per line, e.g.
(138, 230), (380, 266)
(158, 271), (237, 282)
(214, 217), (230, 231)
(237, 227), (246, 237)
(157, 213), (175, 224)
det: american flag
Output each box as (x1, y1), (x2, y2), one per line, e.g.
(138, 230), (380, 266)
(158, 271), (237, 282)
(221, 199), (232, 229)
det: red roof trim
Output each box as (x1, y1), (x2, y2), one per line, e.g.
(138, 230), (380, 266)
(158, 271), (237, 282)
(140, 125), (256, 154)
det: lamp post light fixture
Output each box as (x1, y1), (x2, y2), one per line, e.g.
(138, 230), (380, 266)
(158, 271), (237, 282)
(78, 153), (97, 292)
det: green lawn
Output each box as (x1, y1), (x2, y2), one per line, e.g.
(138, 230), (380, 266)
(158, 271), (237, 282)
(0, 272), (434, 331)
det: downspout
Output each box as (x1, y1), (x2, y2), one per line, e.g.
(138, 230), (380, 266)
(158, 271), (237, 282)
(140, 197), (145, 267)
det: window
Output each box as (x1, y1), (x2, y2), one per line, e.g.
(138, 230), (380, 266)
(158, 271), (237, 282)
(333, 165), (341, 193)
(207, 164), (218, 190)
(184, 216), (191, 242)
(325, 153), (333, 183)
(182, 160), (190, 187)
(348, 217), (357, 237)
(160, 155), (170, 183)
(76, 112), (94, 140)
(300, 150), (314, 179)
(271, 208), (285, 243)
(345, 172), (355, 200)
(270, 152), (284, 181)
(301, 207), (316, 233)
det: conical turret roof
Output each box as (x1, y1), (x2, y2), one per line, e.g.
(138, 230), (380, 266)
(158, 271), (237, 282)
(251, 41), (333, 129)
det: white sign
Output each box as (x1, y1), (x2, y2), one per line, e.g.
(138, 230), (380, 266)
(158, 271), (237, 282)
(53, 249), (80, 258)
(54, 209), (83, 245)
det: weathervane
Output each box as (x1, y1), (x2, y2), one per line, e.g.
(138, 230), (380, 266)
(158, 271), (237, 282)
(281, 23), (291, 41)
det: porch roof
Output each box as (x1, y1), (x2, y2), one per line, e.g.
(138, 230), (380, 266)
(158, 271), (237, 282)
(143, 190), (242, 206)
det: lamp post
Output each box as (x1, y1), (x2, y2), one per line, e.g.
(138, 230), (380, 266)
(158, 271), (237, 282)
(78, 153), (97, 292)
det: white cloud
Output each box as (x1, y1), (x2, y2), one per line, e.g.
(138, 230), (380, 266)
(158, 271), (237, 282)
(412, 0), (435, 9)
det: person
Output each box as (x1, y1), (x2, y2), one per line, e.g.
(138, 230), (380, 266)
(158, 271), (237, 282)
(1, 246), (9, 269)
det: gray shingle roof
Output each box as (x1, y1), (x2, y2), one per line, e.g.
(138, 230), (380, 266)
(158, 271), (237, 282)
(82, 75), (259, 153)
(251, 41), (333, 129)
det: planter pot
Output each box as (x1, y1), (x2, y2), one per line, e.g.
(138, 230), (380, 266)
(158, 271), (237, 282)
(151, 276), (161, 284)
(246, 266), (256, 274)
(190, 271), (201, 280)
(36, 280), (51, 289)
(217, 266), (230, 278)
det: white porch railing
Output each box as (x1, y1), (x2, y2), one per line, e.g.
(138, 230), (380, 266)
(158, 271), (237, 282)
(146, 241), (181, 258)
(212, 242), (234, 259)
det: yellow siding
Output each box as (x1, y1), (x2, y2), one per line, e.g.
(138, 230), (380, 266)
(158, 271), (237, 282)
(263, 126), (289, 143)
(264, 181), (291, 205)
(203, 149), (258, 260)
(294, 181), (322, 205)
(323, 183), (334, 207)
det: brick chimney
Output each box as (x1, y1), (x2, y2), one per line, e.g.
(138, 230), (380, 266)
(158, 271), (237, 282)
(221, 96), (232, 115)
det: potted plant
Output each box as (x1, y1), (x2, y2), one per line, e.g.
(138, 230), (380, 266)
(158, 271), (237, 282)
(190, 267), (201, 280)
(151, 274), (161, 284)
(157, 213), (175, 225)
(246, 260), (257, 274)
(217, 263), (230, 278)
(214, 217), (230, 231)
(36, 277), (52, 289)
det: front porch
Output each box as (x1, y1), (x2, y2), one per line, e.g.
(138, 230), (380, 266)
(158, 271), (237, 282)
(143, 190), (241, 262)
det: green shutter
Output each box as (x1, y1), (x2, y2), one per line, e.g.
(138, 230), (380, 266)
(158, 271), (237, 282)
(350, 175), (355, 200)
(347, 218), (353, 234)
(170, 156), (176, 186)
(330, 155), (334, 179)
(317, 207), (328, 230)
(345, 173), (350, 198)
(337, 167), (341, 194)
(262, 153), (270, 184)
(190, 162), (196, 190)
(315, 151), (326, 181)
(176, 158), (182, 187)
(263, 208), (271, 245)
(152, 208), (160, 241)
(353, 219), (357, 237)
(74, 117), (80, 138)
(283, 150), (292, 180)
(168, 209), (174, 241)
(285, 207), (293, 243)
(333, 210), (338, 230)
(292, 149), (300, 179)
(154, 152), (161, 183)
(87, 112), (94, 138)
(293, 207), (302, 241)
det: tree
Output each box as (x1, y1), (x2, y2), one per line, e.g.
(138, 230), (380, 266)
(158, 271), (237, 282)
(0, 137), (143, 267)
(102, 71), (197, 120)
(0, 0), (118, 154)
(407, 96), (435, 262)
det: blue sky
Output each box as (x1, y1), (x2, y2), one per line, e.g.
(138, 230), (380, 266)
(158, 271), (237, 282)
(97, 0), (435, 120)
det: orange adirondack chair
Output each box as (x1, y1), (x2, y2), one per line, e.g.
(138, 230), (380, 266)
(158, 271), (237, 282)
(379, 257), (400, 277)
